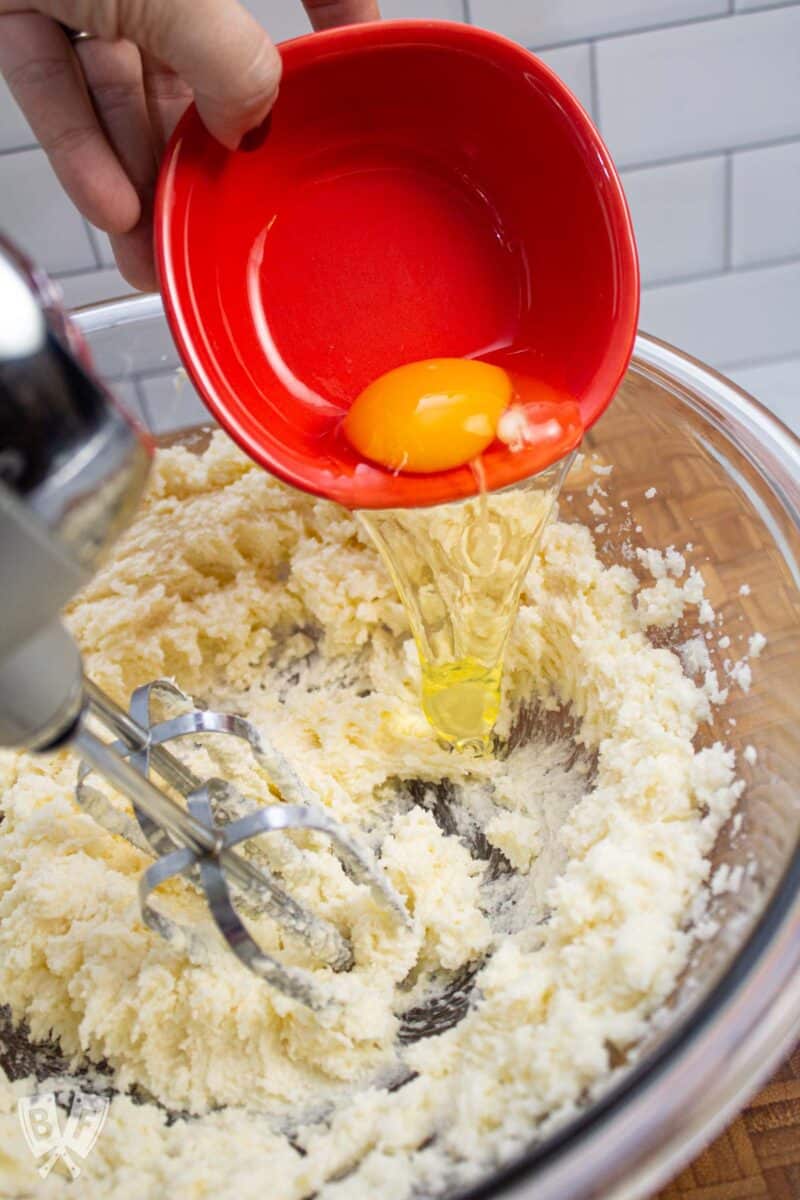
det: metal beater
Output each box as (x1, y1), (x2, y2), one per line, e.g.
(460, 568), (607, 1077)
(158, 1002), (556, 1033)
(0, 238), (406, 1009)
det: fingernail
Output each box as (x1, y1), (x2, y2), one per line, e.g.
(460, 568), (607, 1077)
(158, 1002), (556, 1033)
(238, 112), (273, 153)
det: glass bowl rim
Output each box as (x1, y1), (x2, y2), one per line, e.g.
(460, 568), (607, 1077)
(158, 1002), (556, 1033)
(73, 292), (800, 1200)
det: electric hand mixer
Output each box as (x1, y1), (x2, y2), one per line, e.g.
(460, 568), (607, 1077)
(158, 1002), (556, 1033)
(0, 239), (407, 1010)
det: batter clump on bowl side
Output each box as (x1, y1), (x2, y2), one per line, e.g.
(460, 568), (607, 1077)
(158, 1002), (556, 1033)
(0, 433), (742, 1198)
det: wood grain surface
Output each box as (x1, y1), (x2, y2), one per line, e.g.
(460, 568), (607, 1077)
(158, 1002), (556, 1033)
(657, 1043), (800, 1200)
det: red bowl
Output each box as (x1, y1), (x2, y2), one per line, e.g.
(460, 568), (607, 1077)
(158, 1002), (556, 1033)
(155, 20), (639, 509)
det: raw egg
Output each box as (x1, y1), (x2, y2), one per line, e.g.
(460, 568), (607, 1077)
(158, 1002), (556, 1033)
(343, 357), (512, 474)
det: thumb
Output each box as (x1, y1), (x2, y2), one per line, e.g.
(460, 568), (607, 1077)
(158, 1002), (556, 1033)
(145, 0), (282, 148)
(24, 0), (282, 148)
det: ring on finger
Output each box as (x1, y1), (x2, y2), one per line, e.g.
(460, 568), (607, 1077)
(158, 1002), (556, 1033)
(57, 23), (98, 44)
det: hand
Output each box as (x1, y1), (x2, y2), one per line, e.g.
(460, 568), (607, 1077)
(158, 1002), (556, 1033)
(0, 0), (380, 291)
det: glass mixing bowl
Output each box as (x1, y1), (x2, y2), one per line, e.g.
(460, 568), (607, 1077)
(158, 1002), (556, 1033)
(67, 293), (800, 1200)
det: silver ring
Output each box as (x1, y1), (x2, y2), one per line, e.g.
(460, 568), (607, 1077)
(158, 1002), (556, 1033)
(58, 23), (97, 43)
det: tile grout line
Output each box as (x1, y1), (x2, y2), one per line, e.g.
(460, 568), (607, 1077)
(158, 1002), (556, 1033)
(51, 261), (117, 282)
(83, 221), (104, 271)
(520, 0), (799, 56)
(618, 132), (800, 176)
(587, 40), (600, 126)
(0, 141), (38, 157)
(132, 377), (156, 434)
(723, 152), (734, 270)
(641, 251), (800, 292)
(127, 364), (183, 384)
(718, 347), (800, 372)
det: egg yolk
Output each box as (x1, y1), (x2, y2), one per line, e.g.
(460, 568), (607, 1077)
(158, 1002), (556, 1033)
(343, 358), (512, 474)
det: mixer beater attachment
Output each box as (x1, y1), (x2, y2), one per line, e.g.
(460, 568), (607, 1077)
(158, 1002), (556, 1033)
(73, 678), (408, 1008)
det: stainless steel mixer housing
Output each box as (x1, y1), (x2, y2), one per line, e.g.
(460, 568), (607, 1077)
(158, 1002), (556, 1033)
(0, 237), (151, 752)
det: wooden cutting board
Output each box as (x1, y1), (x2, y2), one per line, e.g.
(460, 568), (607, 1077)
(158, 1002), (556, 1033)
(657, 1042), (800, 1200)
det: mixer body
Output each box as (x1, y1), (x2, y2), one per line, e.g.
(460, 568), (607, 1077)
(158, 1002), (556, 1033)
(0, 236), (151, 750)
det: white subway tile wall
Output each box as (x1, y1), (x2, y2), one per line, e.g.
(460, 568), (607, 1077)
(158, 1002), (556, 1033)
(243, 0), (464, 39)
(0, 0), (798, 427)
(621, 156), (727, 284)
(86, 226), (118, 269)
(0, 71), (34, 151)
(110, 379), (148, 426)
(57, 265), (134, 309)
(0, 147), (96, 272)
(137, 371), (208, 436)
(640, 259), (800, 367)
(595, 7), (800, 165)
(731, 140), (800, 267)
(730, 358), (800, 432)
(535, 43), (594, 114)
(468, 0), (728, 47)
(734, 0), (797, 9)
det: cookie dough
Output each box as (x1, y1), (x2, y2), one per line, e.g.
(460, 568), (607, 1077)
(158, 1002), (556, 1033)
(0, 434), (742, 1198)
